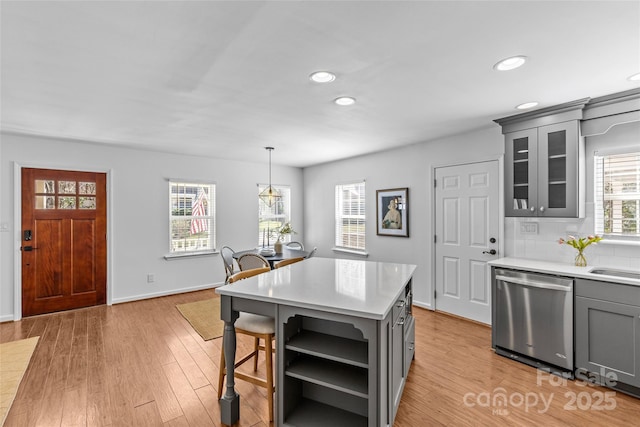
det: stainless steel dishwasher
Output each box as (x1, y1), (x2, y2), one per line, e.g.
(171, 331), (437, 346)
(492, 268), (574, 375)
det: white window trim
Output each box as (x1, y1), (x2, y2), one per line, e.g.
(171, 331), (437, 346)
(258, 184), (291, 246)
(164, 250), (217, 260)
(167, 180), (217, 258)
(335, 181), (366, 251)
(593, 150), (640, 242)
(332, 247), (369, 257)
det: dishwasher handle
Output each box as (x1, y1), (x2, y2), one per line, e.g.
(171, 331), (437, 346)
(495, 274), (572, 292)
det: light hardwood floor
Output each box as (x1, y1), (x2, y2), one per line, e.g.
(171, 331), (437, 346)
(1, 289), (639, 426)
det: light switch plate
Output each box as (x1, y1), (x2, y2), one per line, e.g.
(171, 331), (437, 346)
(0, 223), (9, 232)
(520, 222), (538, 234)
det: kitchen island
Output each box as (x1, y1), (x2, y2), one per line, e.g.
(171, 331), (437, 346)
(215, 257), (416, 426)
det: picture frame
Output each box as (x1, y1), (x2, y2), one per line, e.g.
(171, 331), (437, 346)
(376, 188), (409, 237)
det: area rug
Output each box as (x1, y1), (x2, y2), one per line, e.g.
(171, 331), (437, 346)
(176, 298), (224, 341)
(1, 336), (39, 426)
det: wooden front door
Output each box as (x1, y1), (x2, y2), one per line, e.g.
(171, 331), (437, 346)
(21, 168), (107, 317)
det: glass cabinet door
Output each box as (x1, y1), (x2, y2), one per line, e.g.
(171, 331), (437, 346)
(505, 128), (538, 216)
(538, 121), (579, 217)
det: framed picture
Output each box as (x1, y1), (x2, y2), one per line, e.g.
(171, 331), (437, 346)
(376, 188), (409, 237)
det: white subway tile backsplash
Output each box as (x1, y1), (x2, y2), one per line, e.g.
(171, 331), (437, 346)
(505, 217), (640, 270)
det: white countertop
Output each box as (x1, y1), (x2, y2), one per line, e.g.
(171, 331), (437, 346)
(489, 257), (640, 287)
(215, 257), (417, 320)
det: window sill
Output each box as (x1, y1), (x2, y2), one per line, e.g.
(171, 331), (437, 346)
(332, 247), (369, 257)
(164, 250), (218, 260)
(598, 239), (640, 247)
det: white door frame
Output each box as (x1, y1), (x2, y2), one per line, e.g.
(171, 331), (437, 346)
(12, 161), (114, 321)
(430, 156), (504, 322)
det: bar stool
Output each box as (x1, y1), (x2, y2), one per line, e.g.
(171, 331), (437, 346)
(217, 266), (275, 421)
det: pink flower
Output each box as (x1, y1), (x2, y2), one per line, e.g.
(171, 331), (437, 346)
(558, 238), (565, 244)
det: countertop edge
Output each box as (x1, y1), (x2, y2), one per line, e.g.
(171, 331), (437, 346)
(216, 259), (417, 320)
(488, 257), (640, 287)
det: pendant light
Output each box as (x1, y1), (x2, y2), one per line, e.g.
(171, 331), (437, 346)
(258, 146), (282, 207)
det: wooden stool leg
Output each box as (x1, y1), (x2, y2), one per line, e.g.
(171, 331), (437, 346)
(217, 343), (226, 399)
(265, 334), (274, 422)
(253, 337), (260, 371)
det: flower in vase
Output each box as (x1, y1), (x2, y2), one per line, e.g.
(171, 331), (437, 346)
(275, 222), (296, 241)
(558, 234), (602, 266)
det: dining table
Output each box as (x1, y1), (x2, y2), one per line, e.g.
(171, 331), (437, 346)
(232, 246), (309, 268)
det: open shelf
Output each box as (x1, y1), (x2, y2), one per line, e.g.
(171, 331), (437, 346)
(286, 330), (368, 368)
(286, 355), (368, 398)
(284, 398), (367, 427)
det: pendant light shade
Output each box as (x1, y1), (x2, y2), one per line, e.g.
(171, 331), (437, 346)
(259, 147), (282, 207)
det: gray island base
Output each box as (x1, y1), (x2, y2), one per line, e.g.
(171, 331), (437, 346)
(216, 257), (417, 426)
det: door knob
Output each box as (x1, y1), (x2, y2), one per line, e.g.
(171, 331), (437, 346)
(489, 237), (496, 243)
(483, 249), (497, 255)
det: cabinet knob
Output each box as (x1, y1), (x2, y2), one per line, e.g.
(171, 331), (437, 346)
(530, 207), (536, 212)
(539, 206), (545, 212)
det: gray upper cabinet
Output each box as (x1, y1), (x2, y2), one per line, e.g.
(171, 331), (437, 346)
(496, 98), (589, 218)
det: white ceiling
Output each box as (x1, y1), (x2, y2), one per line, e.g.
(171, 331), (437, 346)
(1, 1), (639, 168)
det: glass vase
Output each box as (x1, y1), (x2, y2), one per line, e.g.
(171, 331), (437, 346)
(574, 251), (587, 267)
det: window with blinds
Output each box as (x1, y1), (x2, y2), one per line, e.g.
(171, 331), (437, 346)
(169, 182), (216, 253)
(258, 184), (291, 246)
(594, 151), (640, 239)
(335, 182), (366, 251)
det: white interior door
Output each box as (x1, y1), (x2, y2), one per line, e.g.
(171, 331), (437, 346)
(435, 160), (500, 324)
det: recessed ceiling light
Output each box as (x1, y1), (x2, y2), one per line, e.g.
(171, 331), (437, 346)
(494, 56), (527, 71)
(628, 72), (640, 81)
(516, 102), (539, 110)
(334, 96), (356, 106)
(310, 71), (336, 83)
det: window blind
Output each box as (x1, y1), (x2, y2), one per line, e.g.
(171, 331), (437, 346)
(594, 152), (640, 238)
(335, 182), (366, 250)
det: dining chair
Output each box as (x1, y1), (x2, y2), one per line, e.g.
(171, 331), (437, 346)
(218, 266), (275, 421)
(305, 247), (317, 259)
(237, 253), (270, 271)
(285, 241), (304, 251)
(274, 257), (305, 269)
(220, 246), (236, 284)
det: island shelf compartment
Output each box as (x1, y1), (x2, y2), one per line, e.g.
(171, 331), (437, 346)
(279, 311), (374, 426)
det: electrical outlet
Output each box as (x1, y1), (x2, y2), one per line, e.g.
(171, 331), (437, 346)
(147, 274), (155, 283)
(0, 223), (8, 232)
(520, 222), (538, 234)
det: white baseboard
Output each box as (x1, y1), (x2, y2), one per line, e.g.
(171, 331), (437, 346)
(0, 314), (16, 323)
(111, 282), (223, 305)
(0, 283), (225, 321)
(412, 300), (434, 311)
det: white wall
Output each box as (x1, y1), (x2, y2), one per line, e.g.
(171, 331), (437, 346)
(303, 121), (640, 310)
(303, 126), (504, 309)
(3, 120), (637, 321)
(0, 133), (303, 321)
(504, 121), (640, 268)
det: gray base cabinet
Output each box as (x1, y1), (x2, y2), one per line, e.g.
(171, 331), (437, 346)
(575, 279), (640, 391)
(277, 284), (413, 426)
